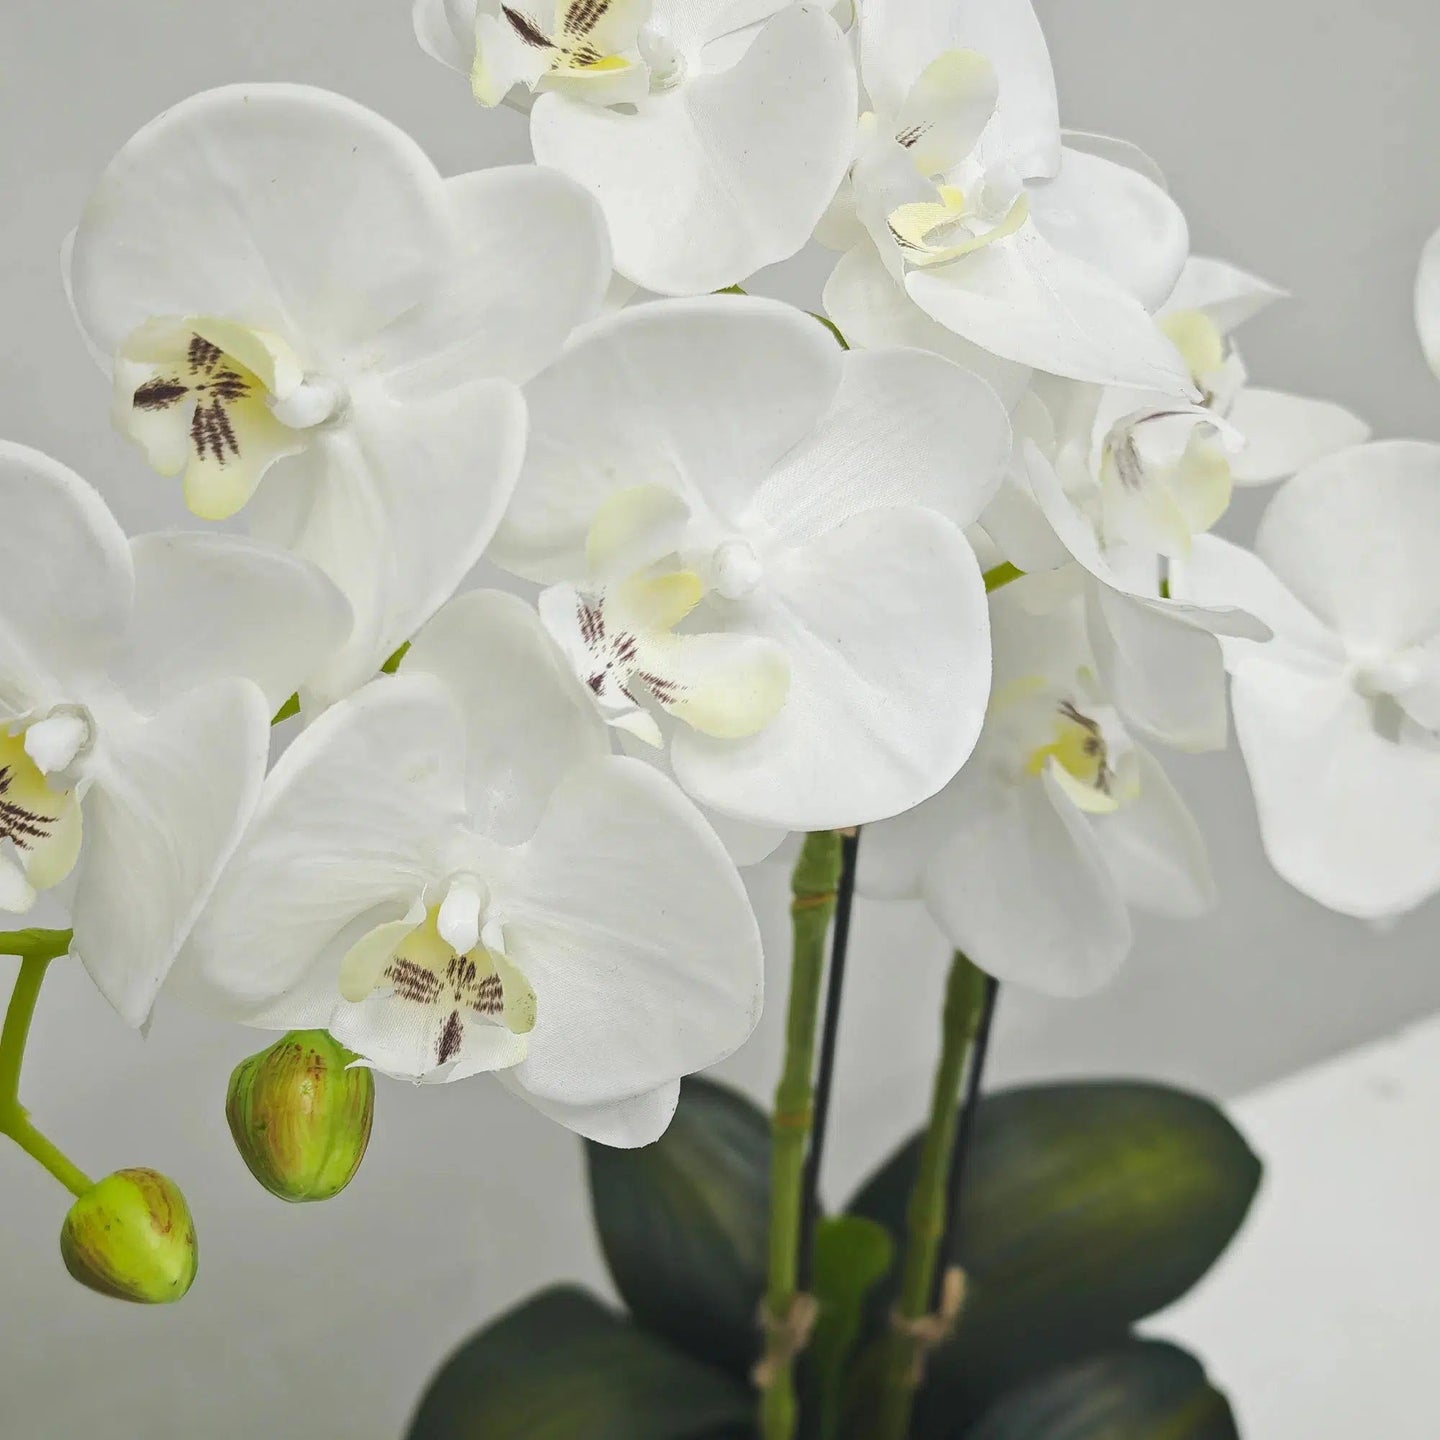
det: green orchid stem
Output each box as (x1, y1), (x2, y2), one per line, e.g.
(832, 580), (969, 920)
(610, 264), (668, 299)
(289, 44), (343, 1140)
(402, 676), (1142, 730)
(983, 561), (1024, 593)
(0, 955), (94, 1198)
(872, 950), (991, 1440)
(759, 829), (844, 1440)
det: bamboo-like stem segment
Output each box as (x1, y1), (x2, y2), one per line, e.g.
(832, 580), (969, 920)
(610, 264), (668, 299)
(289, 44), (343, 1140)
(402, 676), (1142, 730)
(871, 951), (991, 1440)
(757, 830), (844, 1440)
(0, 954), (94, 1197)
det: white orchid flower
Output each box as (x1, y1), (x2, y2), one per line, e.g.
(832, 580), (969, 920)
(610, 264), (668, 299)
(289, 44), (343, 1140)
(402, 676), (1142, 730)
(1014, 439), (1269, 752)
(67, 84), (611, 704)
(860, 579), (1214, 996)
(415, 0), (856, 295)
(1158, 256), (1369, 484)
(0, 443), (347, 1026)
(821, 0), (1191, 392)
(174, 589), (762, 1146)
(490, 295), (1010, 831)
(1174, 442), (1440, 920)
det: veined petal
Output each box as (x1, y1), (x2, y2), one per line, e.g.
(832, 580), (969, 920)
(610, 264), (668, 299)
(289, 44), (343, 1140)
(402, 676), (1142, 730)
(821, 245), (1033, 407)
(634, 628), (792, 738)
(672, 506), (991, 829)
(114, 532), (350, 714)
(372, 166), (611, 394)
(0, 442), (134, 702)
(70, 85), (456, 359)
(404, 590), (609, 843)
(502, 756), (763, 1108)
(860, 0), (1060, 177)
(492, 296), (842, 582)
(1254, 441), (1440, 653)
(895, 50), (999, 176)
(752, 346), (1011, 543)
(1027, 146), (1189, 312)
(72, 678), (271, 1027)
(172, 675), (470, 1021)
(530, 3), (856, 294)
(1227, 387), (1371, 486)
(906, 223), (1194, 393)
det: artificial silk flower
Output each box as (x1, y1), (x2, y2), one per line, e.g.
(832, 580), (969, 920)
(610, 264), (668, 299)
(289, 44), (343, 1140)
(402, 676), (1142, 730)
(821, 0), (1191, 392)
(0, 442), (347, 1025)
(175, 590), (762, 1147)
(67, 84), (610, 703)
(415, 0), (856, 295)
(1014, 440), (1269, 752)
(1174, 442), (1440, 920)
(860, 579), (1214, 996)
(1157, 256), (1369, 484)
(490, 295), (1010, 831)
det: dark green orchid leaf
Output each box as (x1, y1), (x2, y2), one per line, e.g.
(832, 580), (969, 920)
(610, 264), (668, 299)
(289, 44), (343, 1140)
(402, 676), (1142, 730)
(811, 1215), (894, 1439)
(406, 1286), (755, 1440)
(586, 1075), (770, 1376)
(848, 1081), (1259, 1425)
(960, 1338), (1240, 1440)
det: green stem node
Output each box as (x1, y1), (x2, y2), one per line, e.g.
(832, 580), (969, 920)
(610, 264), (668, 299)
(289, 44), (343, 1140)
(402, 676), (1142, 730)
(758, 829), (844, 1440)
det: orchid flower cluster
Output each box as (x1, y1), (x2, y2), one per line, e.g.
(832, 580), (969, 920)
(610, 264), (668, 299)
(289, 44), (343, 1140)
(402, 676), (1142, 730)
(0, 0), (1427, 1360)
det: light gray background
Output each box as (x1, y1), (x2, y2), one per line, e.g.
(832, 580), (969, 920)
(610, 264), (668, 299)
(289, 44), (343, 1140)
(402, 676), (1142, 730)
(0, 2), (1435, 1435)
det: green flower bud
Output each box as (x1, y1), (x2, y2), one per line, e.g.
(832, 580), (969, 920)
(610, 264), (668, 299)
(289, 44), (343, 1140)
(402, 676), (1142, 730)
(60, 1168), (198, 1304)
(226, 1030), (374, 1202)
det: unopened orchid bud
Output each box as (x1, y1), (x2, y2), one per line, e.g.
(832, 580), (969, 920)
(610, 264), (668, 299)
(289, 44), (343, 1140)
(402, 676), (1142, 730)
(60, 1168), (197, 1304)
(226, 1030), (374, 1202)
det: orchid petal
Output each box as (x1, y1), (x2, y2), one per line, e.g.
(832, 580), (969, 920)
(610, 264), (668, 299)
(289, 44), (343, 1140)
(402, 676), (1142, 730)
(672, 505), (991, 828)
(1227, 387), (1371, 486)
(72, 679), (271, 1027)
(69, 85), (454, 359)
(530, 3), (856, 294)
(906, 223), (1193, 392)
(502, 756), (762, 1107)
(492, 296), (841, 581)
(1027, 146), (1189, 312)
(115, 532), (350, 714)
(404, 590), (609, 843)
(174, 675), (469, 1020)
(1254, 441), (1440, 652)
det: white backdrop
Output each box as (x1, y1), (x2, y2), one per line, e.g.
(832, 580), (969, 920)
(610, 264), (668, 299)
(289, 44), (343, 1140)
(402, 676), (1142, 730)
(1, 1), (1437, 1435)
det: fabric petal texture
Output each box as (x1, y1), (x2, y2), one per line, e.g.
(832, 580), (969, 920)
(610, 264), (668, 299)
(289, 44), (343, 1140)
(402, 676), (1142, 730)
(502, 756), (763, 1109)
(530, 3), (857, 294)
(72, 679), (272, 1027)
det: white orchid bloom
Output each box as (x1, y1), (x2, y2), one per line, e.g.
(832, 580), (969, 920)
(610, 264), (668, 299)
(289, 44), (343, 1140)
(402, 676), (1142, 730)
(1175, 443), (1440, 920)
(821, 0), (1191, 392)
(175, 589), (761, 1146)
(1158, 256), (1369, 484)
(67, 84), (610, 704)
(490, 295), (1010, 831)
(415, 0), (856, 295)
(861, 579), (1214, 996)
(1014, 440), (1269, 752)
(0, 443), (347, 1025)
